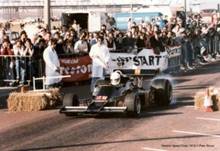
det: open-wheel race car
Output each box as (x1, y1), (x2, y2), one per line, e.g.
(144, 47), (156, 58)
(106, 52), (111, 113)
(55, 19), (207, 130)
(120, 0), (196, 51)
(60, 69), (173, 117)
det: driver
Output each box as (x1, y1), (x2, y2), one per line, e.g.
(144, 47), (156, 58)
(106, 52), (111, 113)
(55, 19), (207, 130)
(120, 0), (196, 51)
(110, 71), (121, 86)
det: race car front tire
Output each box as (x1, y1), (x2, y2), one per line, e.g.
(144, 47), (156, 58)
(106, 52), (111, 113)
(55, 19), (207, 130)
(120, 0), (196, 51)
(124, 93), (141, 117)
(62, 93), (79, 116)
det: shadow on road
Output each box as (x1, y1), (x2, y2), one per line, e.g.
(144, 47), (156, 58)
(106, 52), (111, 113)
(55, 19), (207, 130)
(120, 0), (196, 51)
(16, 134), (208, 151)
(174, 84), (208, 90)
(173, 61), (220, 77)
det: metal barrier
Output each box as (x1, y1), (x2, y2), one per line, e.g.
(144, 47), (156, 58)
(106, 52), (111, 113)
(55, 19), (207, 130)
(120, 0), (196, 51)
(166, 46), (181, 72)
(0, 55), (41, 86)
(33, 75), (71, 91)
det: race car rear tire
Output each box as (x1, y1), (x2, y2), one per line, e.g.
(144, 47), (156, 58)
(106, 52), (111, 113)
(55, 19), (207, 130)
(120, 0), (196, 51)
(62, 93), (79, 116)
(125, 93), (141, 117)
(151, 79), (172, 106)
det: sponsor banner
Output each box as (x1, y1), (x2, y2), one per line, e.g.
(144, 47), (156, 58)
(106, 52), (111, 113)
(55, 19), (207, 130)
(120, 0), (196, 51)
(59, 55), (92, 82)
(110, 49), (169, 71)
(59, 47), (181, 82)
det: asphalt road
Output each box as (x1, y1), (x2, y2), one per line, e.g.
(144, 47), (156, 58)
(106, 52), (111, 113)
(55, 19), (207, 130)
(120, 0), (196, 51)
(1, 61), (220, 151)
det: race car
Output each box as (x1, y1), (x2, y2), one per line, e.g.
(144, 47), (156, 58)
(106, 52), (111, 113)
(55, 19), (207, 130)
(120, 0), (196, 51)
(60, 69), (173, 117)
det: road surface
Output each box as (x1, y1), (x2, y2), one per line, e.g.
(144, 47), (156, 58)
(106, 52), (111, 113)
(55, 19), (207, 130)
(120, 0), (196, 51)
(1, 61), (220, 151)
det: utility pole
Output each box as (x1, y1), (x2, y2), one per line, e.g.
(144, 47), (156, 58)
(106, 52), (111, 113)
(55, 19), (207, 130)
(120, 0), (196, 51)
(130, 1), (133, 21)
(44, 0), (51, 31)
(218, 4), (220, 13)
(184, 0), (187, 28)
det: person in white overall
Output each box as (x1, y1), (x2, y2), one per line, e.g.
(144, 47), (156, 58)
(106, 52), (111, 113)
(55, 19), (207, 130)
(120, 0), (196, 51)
(43, 38), (61, 88)
(89, 34), (111, 92)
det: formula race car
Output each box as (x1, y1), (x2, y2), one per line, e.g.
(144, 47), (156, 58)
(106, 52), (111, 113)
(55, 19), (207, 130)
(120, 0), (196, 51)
(60, 69), (173, 117)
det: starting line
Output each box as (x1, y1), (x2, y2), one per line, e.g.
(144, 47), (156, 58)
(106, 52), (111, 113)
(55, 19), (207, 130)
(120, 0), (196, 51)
(173, 130), (220, 138)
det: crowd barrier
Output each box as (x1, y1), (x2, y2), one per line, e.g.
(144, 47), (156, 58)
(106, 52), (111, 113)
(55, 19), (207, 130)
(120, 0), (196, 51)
(2, 35), (220, 86)
(166, 46), (181, 72)
(0, 46), (182, 85)
(0, 55), (44, 86)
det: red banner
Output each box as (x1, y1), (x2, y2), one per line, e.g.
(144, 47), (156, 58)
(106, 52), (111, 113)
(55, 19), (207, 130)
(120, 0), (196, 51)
(59, 55), (92, 82)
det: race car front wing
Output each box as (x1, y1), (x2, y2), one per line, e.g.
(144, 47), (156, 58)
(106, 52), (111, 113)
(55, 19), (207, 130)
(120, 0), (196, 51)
(60, 106), (127, 114)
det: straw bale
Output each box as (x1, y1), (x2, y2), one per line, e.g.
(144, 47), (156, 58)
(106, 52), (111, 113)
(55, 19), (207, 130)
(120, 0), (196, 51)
(194, 91), (205, 110)
(7, 88), (62, 112)
(194, 88), (220, 111)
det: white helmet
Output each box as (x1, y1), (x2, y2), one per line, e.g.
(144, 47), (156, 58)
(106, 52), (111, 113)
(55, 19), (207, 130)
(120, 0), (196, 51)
(110, 71), (121, 86)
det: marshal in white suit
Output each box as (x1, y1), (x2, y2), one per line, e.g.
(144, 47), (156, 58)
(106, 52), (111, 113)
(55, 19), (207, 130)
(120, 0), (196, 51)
(43, 44), (61, 86)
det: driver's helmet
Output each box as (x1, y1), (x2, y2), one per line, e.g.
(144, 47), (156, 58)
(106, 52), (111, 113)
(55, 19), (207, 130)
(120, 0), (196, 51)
(110, 71), (121, 86)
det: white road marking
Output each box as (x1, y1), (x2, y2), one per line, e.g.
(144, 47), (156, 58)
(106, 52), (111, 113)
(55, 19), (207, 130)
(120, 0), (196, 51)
(176, 100), (193, 103)
(184, 105), (194, 108)
(142, 147), (168, 151)
(196, 117), (220, 122)
(173, 130), (220, 138)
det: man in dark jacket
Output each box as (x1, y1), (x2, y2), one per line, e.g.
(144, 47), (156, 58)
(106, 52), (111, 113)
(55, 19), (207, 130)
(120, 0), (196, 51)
(122, 31), (136, 52)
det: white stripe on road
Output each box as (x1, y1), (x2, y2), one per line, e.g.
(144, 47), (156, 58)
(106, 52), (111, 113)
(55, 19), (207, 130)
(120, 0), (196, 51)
(142, 147), (168, 151)
(196, 117), (220, 122)
(173, 130), (220, 138)
(176, 100), (193, 103)
(184, 105), (194, 108)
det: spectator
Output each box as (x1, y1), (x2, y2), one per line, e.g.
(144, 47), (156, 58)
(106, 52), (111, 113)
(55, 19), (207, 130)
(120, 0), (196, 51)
(127, 18), (132, 31)
(33, 37), (47, 77)
(20, 31), (28, 47)
(72, 20), (80, 35)
(150, 30), (165, 54)
(63, 39), (75, 54)
(180, 31), (193, 70)
(74, 33), (89, 54)
(136, 33), (146, 52)
(16, 39), (29, 85)
(122, 31), (136, 52)
(106, 32), (116, 51)
(44, 31), (52, 43)
(89, 32), (98, 46)
(0, 39), (13, 55)
(25, 38), (35, 80)
(207, 27), (218, 59)
(13, 40), (24, 81)
(54, 32), (64, 54)
(0, 39), (14, 84)
(100, 24), (107, 34)
(0, 29), (6, 45)
(115, 32), (124, 51)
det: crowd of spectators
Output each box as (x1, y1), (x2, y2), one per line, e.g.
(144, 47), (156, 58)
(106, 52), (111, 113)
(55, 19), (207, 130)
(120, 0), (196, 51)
(0, 13), (220, 86)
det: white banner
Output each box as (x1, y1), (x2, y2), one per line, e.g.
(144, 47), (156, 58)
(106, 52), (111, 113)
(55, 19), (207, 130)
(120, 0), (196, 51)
(110, 49), (169, 71)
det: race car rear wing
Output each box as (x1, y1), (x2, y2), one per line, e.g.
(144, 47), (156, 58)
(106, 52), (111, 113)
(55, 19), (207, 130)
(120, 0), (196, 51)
(113, 69), (160, 77)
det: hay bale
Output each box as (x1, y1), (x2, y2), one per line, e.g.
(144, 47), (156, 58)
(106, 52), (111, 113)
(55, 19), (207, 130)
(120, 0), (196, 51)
(212, 96), (220, 111)
(7, 88), (62, 112)
(194, 87), (220, 111)
(194, 91), (205, 110)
